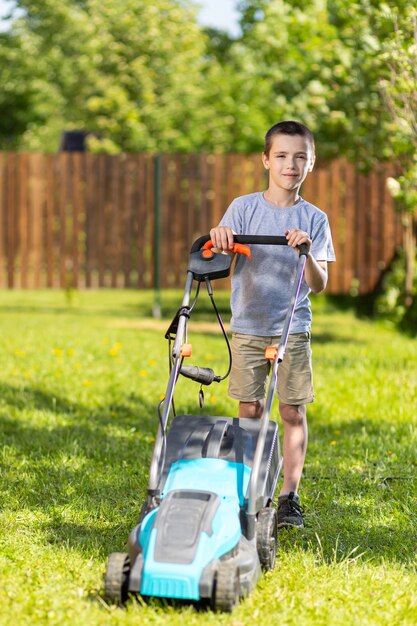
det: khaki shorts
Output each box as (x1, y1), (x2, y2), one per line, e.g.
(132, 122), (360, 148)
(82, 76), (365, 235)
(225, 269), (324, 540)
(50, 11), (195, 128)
(228, 332), (314, 406)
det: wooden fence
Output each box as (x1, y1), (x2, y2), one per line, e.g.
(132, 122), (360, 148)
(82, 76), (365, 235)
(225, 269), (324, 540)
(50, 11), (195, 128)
(0, 152), (403, 293)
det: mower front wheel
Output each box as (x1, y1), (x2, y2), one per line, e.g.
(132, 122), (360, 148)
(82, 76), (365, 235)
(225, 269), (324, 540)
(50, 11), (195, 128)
(104, 552), (131, 605)
(212, 561), (240, 612)
(257, 507), (277, 571)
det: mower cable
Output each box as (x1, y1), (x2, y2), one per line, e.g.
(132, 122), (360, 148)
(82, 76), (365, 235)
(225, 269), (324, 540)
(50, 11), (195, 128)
(204, 277), (232, 382)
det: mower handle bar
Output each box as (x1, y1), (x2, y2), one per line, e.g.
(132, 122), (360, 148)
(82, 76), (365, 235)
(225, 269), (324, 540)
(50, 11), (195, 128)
(191, 234), (309, 257)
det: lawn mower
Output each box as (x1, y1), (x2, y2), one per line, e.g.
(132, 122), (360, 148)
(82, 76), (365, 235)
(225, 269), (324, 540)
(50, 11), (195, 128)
(104, 234), (308, 611)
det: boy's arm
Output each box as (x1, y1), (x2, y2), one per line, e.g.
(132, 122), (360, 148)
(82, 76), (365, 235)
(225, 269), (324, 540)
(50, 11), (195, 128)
(305, 258), (328, 293)
(286, 228), (328, 293)
(210, 226), (328, 292)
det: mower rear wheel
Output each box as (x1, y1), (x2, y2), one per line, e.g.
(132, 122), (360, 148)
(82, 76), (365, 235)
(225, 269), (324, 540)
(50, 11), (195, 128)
(104, 552), (131, 605)
(257, 507), (278, 571)
(213, 561), (240, 612)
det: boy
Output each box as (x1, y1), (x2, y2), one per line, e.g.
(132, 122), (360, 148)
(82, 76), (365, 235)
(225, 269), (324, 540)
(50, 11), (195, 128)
(209, 120), (335, 528)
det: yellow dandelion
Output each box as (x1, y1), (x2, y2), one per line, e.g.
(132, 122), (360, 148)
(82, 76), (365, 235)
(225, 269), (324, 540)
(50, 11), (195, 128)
(387, 450), (393, 455)
(67, 348), (74, 356)
(148, 359), (156, 367)
(53, 348), (63, 356)
(139, 369), (148, 377)
(333, 430), (341, 436)
(108, 342), (122, 357)
(330, 440), (337, 446)
(83, 380), (92, 387)
(74, 363), (81, 369)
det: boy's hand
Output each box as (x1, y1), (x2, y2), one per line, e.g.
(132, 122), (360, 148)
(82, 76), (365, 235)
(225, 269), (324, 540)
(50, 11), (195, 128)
(209, 226), (235, 253)
(285, 228), (311, 254)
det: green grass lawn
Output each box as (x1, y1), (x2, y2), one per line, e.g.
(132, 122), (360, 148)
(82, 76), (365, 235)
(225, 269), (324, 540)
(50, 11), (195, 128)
(0, 289), (416, 625)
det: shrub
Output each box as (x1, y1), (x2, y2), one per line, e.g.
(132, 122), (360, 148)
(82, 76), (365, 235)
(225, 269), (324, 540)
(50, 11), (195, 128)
(376, 248), (417, 334)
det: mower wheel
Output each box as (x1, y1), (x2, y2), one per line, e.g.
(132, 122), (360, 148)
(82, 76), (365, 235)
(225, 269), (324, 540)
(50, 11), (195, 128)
(212, 561), (240, 612)
(257, 507), (277, 571)
(104, 552), (131, 605)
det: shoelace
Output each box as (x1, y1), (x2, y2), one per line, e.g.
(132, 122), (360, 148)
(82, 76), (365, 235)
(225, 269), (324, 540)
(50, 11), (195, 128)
(279, 497), (304, 517)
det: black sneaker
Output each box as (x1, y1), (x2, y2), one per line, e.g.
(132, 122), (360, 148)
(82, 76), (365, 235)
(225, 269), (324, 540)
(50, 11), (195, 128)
(277, 492), (304, 528)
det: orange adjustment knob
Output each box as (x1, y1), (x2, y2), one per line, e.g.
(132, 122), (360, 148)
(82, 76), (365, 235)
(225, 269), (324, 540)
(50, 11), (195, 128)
(265, 346), (277, 360)
(180, 343), (192, 357)
(202, 249), (214, 259)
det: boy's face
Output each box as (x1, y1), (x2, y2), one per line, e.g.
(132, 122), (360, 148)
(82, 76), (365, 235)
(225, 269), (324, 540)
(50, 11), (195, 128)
(262, 133), (315, 192)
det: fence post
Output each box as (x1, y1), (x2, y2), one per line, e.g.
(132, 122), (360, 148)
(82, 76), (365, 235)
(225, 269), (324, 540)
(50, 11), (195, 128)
(152, 154), (161, 318)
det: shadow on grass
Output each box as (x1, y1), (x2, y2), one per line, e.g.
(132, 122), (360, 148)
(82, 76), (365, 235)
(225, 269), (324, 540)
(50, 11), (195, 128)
(279, 413), (417, 568)
(0, 382), (159, 557)
(311, 332), (357, 344)
(2, 381), (416, 572)
(0, 303), (149, 320)
(317, 293), (378, 318)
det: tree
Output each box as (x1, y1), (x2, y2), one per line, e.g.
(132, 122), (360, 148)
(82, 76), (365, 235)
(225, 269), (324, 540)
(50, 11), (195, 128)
(378, 6), (417, 320)
(222, 0), (372, 159)
(233, 0), (414, 167)
(0, 0), (209, 152)
(0, 29), (43, 148)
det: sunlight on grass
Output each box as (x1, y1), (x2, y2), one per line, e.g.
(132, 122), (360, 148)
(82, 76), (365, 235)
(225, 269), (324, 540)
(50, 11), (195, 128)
(0, 289), (416, 625)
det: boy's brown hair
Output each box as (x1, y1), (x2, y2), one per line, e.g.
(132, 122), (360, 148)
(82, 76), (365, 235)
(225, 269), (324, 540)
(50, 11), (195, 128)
(264, 121), (315, 156)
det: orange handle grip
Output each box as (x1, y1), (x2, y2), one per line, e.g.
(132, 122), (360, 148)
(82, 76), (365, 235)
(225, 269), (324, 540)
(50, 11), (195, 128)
(232, 243), (251, 259)
(202, 240), (251, 259)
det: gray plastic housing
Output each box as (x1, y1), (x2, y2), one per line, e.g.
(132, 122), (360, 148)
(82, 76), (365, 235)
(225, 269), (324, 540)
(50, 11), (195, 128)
(159, 414), (280, 512)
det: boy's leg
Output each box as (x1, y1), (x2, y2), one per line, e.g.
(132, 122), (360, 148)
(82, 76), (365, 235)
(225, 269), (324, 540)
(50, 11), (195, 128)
(276, 331), (313, 495)
(279, 402), (307, 495)
(230, 332), (311, 527)
(228, 333), (270, 412)
(276, 402), (307, 528)
(239, 398), (307, 528)
(238, 400), (264, 418)
(275, 332), (313, 528)
(238, 401), (308, 491)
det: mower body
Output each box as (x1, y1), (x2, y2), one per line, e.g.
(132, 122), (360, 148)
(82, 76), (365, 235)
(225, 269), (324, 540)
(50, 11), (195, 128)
(127, 414), (280, 601)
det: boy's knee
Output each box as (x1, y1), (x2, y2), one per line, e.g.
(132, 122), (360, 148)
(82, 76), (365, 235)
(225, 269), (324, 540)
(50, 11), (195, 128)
(279, 402), (306, 426)
(239, 400), (264, 419)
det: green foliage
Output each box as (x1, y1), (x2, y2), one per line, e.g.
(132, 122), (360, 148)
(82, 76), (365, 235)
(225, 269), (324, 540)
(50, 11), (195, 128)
(376, 249), (417, 334)
(227, 0), (351, 155)
(0, 290), (417, 624)
(375, 6), (417, 324)
(2, 0), (415, 156)
(0, 0), (209, 152)
(232, 0), (401, 163)
(378, 6), (417, 206)
(0, 30), (44, 147)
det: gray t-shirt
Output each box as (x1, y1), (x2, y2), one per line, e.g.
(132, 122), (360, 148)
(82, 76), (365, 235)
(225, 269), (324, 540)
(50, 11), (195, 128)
(219, 192), (336, 336)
